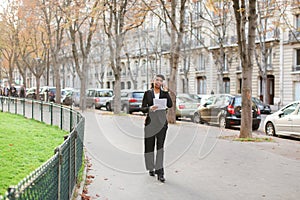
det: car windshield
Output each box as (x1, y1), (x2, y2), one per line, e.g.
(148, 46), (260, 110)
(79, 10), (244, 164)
(253, 97), (262, 105)
(178, 97), (197, 103)
(96, 90), (113, 97)
(282, 103), (299, 115)
(132, 92), (144, 98)
(234, 97), (242, 106)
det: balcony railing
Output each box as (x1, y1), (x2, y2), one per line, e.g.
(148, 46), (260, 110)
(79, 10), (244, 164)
(288, 30), (300, 42)
(292, 65), (300, 72)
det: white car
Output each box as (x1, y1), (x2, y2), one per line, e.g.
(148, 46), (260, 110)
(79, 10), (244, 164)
(264, 101), (300, 138)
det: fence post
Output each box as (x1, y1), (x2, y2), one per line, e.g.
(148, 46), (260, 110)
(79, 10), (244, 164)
(8, 97), (10, 113)
(1, 97), (3, 111)
(60, 104), (63, 130)
(70, 107), (73, 132)
(50, 103), (53, 125)
(31, 100), (34, 119)
(41, 101), (43, 122)
(15, 98), (17, 114)
(23, 99), (25, 117)
(69, 136), (72, 198)
(55, 147), (62, 200)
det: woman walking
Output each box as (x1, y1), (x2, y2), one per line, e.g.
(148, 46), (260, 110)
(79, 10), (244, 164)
(141, 74), (172, 182)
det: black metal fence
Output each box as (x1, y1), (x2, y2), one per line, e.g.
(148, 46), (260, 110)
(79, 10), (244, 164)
(0, 96), (85, 200)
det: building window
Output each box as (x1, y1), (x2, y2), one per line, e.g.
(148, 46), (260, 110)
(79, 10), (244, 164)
(192, 27), (203, 46)
(292, 49), (300, 71)
(223, 55), (229, 72)
(135, 61), (139, 76)
(127, 81), (131, 89)
(296, 49), (300, 66)
(197, 54), (205, 71)
(267, 48), (272, 69)
(237, 78), (242, 94)
(142, 80), (146, 90)
(197, 76), (206, 94)
(294, 82), (300, 101)
(121, 82), (125, 90)
(106, 82), (110, 89)
(296, 15), (300, 29)
(121, 63), (126, 76)
(141, 60), (146, 75)
(193, 1), (202, 21)
(223, 78), (230, 94)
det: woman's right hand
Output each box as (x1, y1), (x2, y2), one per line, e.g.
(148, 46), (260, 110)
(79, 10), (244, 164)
(150, 105), (158, 112)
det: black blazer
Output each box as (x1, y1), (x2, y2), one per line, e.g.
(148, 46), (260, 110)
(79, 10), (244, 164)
(141, 89), (173, 125)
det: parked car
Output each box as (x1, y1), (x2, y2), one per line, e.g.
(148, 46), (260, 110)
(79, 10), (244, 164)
(25, 87), (37, 99)
(39, 86), (56, 102)
(61, 88), (74, 103)
(106, 90), (145, 114)
(193, 94), (261, 130)
(252, 97), (272, 114)
(86, 88), (113, 109)
(62, 90), (80, 107)
(177, 93), (202, 103)
(264, 101), (300, 138)
(176, 96), (200, 120)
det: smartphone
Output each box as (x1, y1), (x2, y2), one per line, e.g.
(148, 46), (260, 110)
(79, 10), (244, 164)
(161, 81), (165, 90)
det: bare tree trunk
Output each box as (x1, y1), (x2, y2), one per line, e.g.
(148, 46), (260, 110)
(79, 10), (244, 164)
(53, 60), (61, 104)
(36, 76), (41, 101)
(233, 0), (257, 138)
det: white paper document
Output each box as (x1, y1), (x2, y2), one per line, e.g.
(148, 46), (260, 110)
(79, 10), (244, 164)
(154, 98), (167, 110)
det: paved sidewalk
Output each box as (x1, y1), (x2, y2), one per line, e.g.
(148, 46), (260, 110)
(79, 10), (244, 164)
(79, 110), (300, 200)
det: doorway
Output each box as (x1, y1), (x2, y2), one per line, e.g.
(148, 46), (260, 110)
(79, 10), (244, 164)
(267, 75), (274, 105)
(259, 75), (274, 105)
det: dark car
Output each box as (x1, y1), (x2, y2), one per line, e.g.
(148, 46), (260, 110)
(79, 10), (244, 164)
(252, 97), (271, 114)
(106, 90), (145, 114)
(193, 94), (261, 130)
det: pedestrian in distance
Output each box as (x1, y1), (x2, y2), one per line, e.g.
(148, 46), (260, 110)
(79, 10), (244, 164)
(10, 84), (17, 97)
(141, 74), (173, 183)
(19, 84), (26, 98)
(0, 85), (3, 96)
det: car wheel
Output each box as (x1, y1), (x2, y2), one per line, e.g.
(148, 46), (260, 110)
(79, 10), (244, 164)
(219, 116), (227, 129)
(265, 122), (276, 136)
(193, 113), (200, 123)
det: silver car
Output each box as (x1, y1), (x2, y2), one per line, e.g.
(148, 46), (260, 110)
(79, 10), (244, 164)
(264, 101), (300, 138)
(86, 88), (114, 109)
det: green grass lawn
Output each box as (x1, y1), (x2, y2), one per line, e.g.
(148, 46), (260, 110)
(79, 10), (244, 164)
(0, 112), (68, 196)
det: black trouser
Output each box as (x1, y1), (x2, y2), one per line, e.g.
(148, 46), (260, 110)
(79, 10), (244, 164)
(144, 124), (167, 175)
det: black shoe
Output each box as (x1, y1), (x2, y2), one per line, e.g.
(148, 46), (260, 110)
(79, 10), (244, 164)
(149, 170), (155, 176)
(157, 174), (165, 182)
